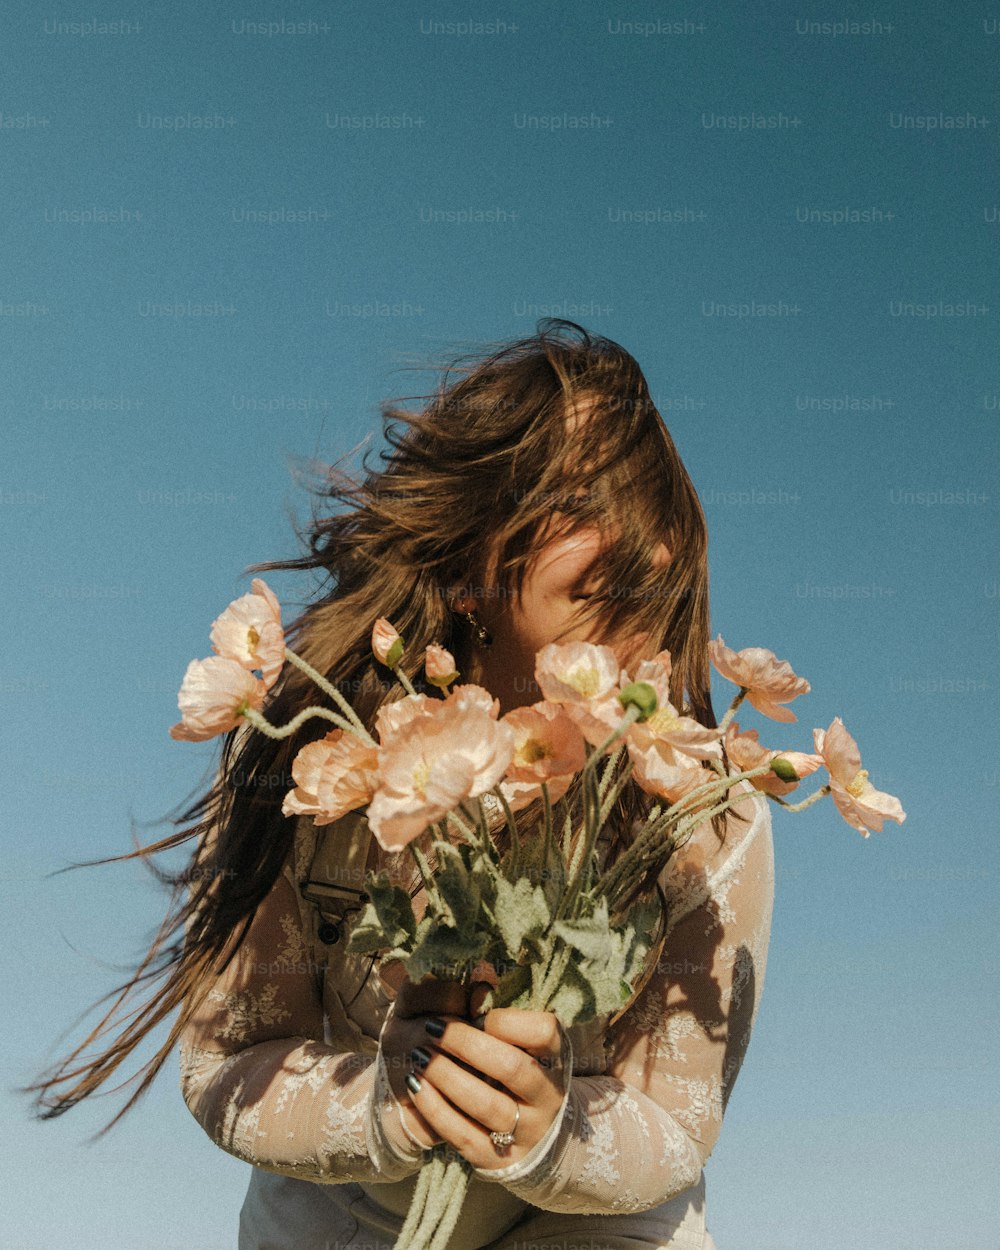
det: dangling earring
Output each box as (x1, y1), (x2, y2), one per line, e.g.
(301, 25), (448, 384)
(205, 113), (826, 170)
(448, 594), (493, 649)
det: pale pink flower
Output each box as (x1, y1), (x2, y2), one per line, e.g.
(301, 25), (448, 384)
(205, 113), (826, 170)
(813, 717), (906, 837)
(708, 634), (811, 723)
(535, 640), (629, 753)
(424, 643), (459, 689)
(210, 577), (285, 689)
(625, 652), (724, 762)
(169, 656), (266, 742)
(366, 703), (516, 852)
(282, 728), (379, 826)
(535, 640), (622, 703)
(372, 618), (403, 666)
(443, 682), (501, 719)
(374, 692), (440, 745)
(497, 702), (587, 812)
(723, 720), (823, 797)
(627, 736), (718, 807)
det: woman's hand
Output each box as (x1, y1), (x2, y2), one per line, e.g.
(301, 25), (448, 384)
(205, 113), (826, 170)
(403, 1005), (568, 1171)
(380, 972), (466, 1151)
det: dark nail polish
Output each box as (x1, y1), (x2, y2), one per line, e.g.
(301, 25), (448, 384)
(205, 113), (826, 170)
(411, 1046), (431, 1069)
(405, 1072), (422, 1094)
(425, 1017), (445, 1038)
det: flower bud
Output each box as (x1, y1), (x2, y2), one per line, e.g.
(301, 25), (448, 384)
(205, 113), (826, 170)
(425, 643), (460, 689)
(769, 755), (800, 782)
(372, 617), (404, 667)
(617, 681), (658, 721)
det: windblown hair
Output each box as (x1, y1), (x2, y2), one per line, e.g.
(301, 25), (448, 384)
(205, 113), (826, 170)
(17, 318), (746, 1138)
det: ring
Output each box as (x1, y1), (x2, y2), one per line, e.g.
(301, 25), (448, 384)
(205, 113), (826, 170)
(488, 1102), (519, 1151)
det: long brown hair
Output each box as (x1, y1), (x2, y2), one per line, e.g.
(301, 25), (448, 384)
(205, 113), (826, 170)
(16, 317), (745, 1139)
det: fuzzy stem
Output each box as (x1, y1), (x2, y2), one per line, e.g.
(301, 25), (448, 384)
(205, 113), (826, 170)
(392, 1144), (438, 1249)
(715, 687), (748, 732)
(240, 703), (357, 740)
(282, 646), (376, 743)
(767, 783), (831, 812)
(426, 1157), (473, 1250)
(391, 662), (419, 697)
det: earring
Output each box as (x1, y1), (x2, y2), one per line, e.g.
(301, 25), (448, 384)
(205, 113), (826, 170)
(448, 594), (493, 649)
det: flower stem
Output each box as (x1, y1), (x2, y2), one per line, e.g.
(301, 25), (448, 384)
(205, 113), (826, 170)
(716, 687), (748, 732)
(768, 783), (831, 812)
(391, 662), (419, 698)
(393, 1144), (440, 1249)
(282, 647), (376, 743)
(426, 1157), (473, 1250)
(241, 704), (356, 740)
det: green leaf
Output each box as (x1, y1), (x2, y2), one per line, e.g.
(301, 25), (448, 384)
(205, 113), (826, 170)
(345, 870), (416, 955)
(432, 840), (480, 932)
(551, 895), (613, 962)
(544, 958), (592, 1024)
(493, 875), (551, 961)
(406, 916), (487, 983)
(487, 961), (532, 1010)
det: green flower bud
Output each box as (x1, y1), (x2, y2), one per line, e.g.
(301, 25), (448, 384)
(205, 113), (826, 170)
(617, 681), (658, 721)
(385, 637), (404, 667)
(769, 755), (799, 782)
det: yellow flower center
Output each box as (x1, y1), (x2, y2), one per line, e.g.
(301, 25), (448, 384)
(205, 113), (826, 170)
(247, 625), (260, 652)
(645, 708), (680, 736)
(846, 768), (870, 797)
(516, 737), (550, 766)
(412, 758), (431, 798)
(567, 665), (601, 697)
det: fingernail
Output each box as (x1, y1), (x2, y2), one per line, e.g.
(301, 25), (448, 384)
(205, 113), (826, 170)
(424, 1017), (445, 1039)
(410, 1046), (431, 1069)
(405, 1072), (422, 1094)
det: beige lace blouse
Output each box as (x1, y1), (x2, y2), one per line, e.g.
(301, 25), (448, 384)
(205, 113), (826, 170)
(177, 780), (774, 1235)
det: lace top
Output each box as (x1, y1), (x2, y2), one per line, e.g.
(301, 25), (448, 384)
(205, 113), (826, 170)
(177, 779), (774, 1224)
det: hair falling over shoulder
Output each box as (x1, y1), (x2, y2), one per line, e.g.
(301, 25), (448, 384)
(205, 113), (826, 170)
(16, 318), (746, 1138)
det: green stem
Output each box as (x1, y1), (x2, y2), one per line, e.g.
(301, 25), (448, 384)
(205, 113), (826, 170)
(426, 1157), (473, 1250)
(391, 662), (419, 698)
(593, 765), (776, 904)
(768, 783), (831, 812)
(393, 1145), (438, 1249)
(716, 687), (748, 732)
(282, 646), (376, 743)
(241, 703), (357, 740)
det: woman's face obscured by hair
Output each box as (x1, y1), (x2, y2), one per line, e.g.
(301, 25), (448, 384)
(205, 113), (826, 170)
(463, 391), (673, 708)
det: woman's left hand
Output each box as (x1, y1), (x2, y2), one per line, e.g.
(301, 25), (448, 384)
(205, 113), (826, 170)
(404, 1006), (568, 1171)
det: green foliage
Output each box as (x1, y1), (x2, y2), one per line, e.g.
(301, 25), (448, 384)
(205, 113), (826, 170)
(343, 790), (670, 1027)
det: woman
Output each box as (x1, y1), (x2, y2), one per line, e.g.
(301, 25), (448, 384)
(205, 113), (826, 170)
(21, 319), (774, 1249)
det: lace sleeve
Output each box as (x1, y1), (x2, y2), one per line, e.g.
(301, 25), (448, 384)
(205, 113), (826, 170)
(177, 836), (424, 1185)
(477, 789), (775, 1215)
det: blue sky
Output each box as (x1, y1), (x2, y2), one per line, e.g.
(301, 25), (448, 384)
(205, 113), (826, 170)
(2, 3), (998, 1247)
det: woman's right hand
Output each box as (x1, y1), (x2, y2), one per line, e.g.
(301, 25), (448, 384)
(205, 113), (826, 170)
(379, 971), (469, 1151)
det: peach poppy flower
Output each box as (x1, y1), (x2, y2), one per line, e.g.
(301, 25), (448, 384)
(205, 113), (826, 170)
(627, 736), (718, 807)
(372, 617), (403, 667)
(535, 640), (628, 753)
(497, 701), (587, 812)
(210, 577), (286, 690)
(723, 720), (823, 797)
(425, 643), (459, 689)
(813, 717), (906, 837)
(625, 653), (724, 762)
(443, 682), (501, 719)
(282, 728), (379, 826)
(708, 634), (811, 723)
(169, 656), (266, 742)
(366, 703), (516, 852)
(374, 692), (440, 745)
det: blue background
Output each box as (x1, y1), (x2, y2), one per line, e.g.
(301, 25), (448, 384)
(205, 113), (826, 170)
(2, 2), (997, 1247)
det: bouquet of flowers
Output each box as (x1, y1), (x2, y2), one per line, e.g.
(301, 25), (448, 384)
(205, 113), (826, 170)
(170, 578), (906, 1250)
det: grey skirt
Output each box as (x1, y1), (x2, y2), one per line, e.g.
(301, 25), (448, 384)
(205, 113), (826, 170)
(238, 1164), (718, 1250)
